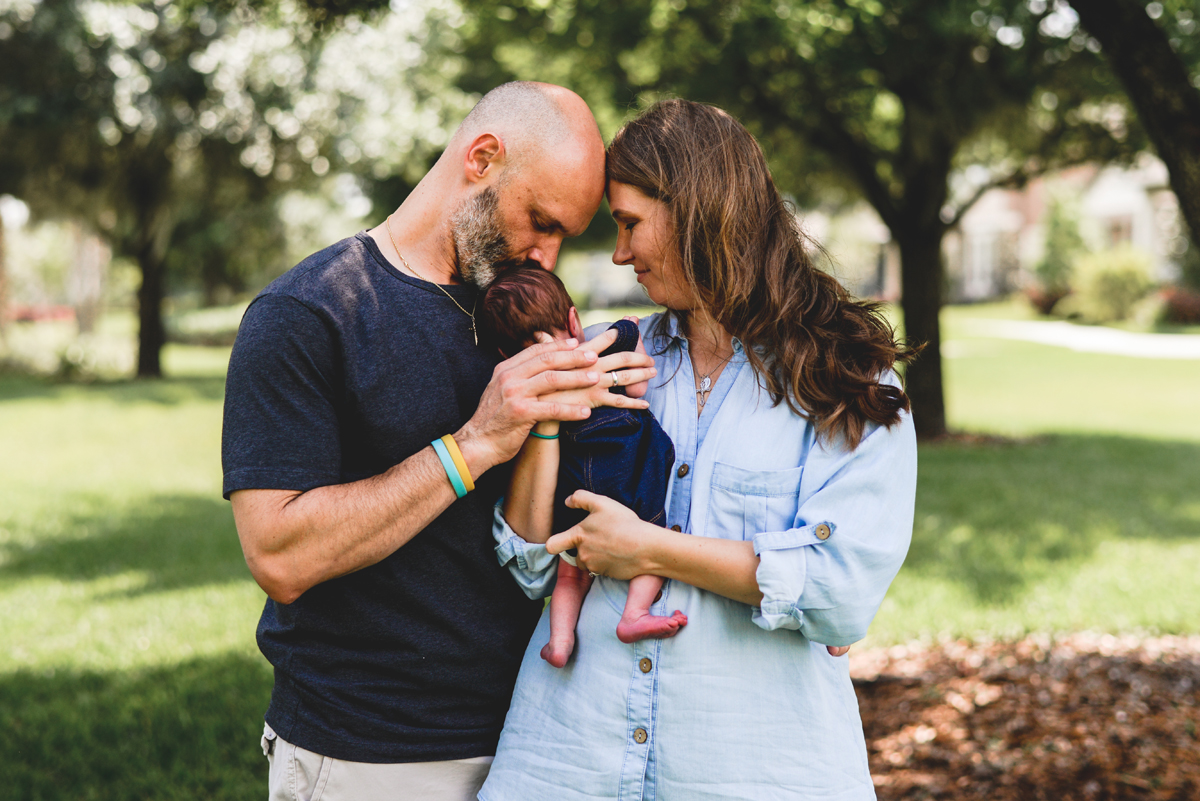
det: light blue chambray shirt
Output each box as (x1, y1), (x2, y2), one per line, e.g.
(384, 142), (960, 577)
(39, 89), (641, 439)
(480, 313), (917, 801)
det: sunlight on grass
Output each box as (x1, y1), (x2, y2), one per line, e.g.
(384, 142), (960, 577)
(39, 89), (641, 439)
(3, 303), (1198, 673)
(163, 343), (233, 377)
(872, 538), (1200, 644)
(1, 575), (263, 671)
(0, 364), (262, 678)
(941, 302), (1200, 442)
(1, 301), (1198, 798)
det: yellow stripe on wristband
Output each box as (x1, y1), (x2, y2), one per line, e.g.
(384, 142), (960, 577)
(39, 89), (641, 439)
(440, 435), (475, 493)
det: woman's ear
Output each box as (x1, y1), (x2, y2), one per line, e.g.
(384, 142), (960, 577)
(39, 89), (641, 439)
(568, 307), (584, 340)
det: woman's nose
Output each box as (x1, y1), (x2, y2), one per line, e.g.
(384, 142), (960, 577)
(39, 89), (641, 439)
(612, 235), (633, 265)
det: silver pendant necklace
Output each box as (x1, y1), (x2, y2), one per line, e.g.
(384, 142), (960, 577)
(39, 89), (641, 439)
(693, 352), (732, 413)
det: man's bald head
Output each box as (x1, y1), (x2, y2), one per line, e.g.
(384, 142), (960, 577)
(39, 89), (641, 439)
(451, 81), (604, 173)
(374, 83), (604, 285)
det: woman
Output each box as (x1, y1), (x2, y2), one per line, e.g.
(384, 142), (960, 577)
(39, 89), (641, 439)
(480, 99), (918, 800)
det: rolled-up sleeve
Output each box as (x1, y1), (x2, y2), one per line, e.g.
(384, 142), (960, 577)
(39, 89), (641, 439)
(751, 410), (917, 644)
(492, 501), (560, 600)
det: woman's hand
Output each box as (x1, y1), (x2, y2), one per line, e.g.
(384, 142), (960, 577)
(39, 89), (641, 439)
(545, 491), (655, 581)
(549, 490), (853, 658)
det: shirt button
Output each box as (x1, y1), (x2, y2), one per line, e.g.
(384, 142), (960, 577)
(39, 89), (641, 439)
(677, 463), (690, 478)
(670, 524), (681, 532)
(639, 657), (653, 673)
(815, 523), (832, 540)
(633, 728), (648, 744)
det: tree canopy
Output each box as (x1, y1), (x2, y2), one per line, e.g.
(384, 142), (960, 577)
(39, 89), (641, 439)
(0, 0), (470, 375)
(1069, 0), (1200, 258)
(456, 0), (1143, 437)
(4, 0), (1194, 401)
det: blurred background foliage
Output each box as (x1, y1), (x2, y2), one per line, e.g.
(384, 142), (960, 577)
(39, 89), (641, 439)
(2, 0), (1198, 436)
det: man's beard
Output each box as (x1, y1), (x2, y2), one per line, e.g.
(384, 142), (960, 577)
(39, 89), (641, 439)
(451, 185), (523, 289)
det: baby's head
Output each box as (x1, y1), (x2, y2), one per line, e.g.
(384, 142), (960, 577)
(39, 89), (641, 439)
(480, 265), (584, 358)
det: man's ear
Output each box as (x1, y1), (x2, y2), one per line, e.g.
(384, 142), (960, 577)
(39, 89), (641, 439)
(464, 133), (504, 184)
(567, 306), (584, 340)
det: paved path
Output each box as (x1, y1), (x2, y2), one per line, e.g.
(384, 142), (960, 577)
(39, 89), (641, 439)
(963, 319), (1200, 360)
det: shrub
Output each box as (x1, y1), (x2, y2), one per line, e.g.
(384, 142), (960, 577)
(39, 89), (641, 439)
(1028, 195), (1084, 315)
(1065, 246), (1155, 323)
(1177, 234), (1200, 291)
(1161, 286), (1200, 325)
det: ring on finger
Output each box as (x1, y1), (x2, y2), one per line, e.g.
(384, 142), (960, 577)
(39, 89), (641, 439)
(611, 371), (621, 388)
(588, 571), (600, 578)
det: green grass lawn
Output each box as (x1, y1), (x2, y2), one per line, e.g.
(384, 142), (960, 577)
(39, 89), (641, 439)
(1, 305), (1198, 797)
(869, 302), (1200, 644)
(0, 345), (270, 799)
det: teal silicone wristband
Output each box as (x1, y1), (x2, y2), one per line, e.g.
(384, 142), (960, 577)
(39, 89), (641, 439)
(432, 438), (468, 498)
(529, 430), (559, 440)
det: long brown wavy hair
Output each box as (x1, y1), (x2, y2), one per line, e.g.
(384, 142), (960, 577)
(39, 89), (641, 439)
(606, 99), (918, 449)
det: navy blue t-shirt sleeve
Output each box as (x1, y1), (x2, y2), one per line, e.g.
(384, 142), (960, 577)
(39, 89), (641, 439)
(222, 293), (344, 499)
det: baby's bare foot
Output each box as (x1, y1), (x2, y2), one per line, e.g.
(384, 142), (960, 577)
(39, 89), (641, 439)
(540, 634), (576, 668)
(616, 610), (688, 644)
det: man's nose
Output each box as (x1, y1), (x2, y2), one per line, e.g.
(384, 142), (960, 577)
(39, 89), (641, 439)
(527, 238), (563, 271)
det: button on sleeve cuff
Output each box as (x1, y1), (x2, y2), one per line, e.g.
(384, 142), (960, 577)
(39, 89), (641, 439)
(492, 501), (558, 600)
(753, 521), (835, 553)
(750, 522), (833, 632)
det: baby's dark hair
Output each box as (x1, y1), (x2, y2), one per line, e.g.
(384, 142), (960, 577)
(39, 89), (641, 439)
(479, 265), (576, 357)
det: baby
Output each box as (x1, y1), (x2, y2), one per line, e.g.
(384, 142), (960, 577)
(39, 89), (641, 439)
(480, 265), (687, 668)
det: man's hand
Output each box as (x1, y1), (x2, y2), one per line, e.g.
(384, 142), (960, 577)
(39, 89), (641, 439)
(540, 326), (656, 410)
(455, 332), (655, 478)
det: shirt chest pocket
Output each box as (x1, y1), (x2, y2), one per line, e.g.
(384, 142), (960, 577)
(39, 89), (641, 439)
(707, 461), (804, 541)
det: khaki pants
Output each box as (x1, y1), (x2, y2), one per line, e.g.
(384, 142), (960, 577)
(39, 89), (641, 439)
(263, 724), (492, 801)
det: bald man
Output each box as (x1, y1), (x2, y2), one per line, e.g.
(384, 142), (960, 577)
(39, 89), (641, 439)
(222, 83), (655, 800)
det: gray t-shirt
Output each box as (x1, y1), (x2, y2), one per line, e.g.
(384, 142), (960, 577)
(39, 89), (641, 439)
(222, 232), (539, 763)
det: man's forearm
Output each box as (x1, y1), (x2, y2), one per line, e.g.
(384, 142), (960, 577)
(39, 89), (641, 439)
(232, 445), (466, 604)
(233, 334), (657, 604)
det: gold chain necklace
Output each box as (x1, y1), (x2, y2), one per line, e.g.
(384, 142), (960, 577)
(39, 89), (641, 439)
(385, 214), (479, 345)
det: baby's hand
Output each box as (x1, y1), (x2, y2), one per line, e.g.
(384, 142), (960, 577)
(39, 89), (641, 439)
(623, 318), (650, 399)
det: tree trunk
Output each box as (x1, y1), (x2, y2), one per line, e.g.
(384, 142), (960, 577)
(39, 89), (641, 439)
(895, 227), (948, 440)
(0, 216), (7, 343)
(1070, 0), (1200, 249)
(136, 247), (165, 378)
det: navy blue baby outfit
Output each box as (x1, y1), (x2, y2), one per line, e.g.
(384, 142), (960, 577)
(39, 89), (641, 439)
(553, 319), (676, 534)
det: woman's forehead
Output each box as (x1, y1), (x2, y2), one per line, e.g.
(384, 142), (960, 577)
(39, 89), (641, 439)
(607, 181), (659, 215)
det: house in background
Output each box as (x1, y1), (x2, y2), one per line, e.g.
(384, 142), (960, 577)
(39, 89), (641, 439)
(944, 155), (1184, 303)
(804, 155), (1185, 305)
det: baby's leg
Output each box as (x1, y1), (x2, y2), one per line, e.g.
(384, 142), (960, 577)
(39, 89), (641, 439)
(616, 574), (688, 644)
(542, 559), (593, 668)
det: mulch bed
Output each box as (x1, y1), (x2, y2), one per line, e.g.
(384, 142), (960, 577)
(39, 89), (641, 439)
(850, 634), (1200, 800)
